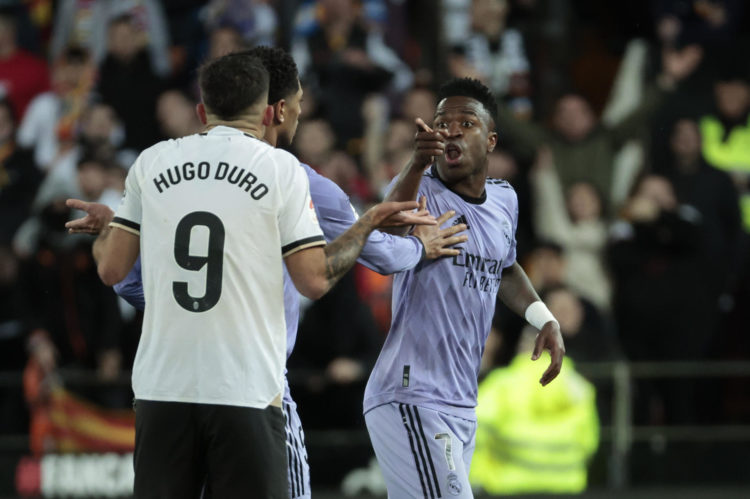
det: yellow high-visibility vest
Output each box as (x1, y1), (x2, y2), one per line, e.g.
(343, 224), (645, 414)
(700, 115), (750, 172)
(700, 115), (750, 231)
(470, 354), (599, 495)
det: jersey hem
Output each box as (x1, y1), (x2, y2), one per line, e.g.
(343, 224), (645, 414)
(363, 392), (477, 421)
(133, 392), (281, 409)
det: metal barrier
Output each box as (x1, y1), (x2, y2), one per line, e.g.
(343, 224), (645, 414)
(577, 360), (750, 489)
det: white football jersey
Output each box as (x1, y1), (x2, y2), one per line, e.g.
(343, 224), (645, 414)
(112, 126), (325, 408)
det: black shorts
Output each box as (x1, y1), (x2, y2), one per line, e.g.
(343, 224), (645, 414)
(133, 399), (287, 499)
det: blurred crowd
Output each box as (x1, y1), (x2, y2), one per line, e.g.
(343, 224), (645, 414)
(1, 0), (749, 465)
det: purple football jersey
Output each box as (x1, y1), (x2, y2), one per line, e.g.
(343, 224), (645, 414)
(363, 166), (518, 421)
(281, 164), (423, 404)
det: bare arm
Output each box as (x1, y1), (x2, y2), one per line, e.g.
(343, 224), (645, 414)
(285, 200), (434, 299)
(93, 226), (140, 286)
(499, 262), (565, 386)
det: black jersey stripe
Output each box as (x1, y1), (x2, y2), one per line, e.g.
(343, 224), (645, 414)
(414, 406), (442, 497)
(281, 235), (326, 256)
(399, 403), (430, 499)
(290, 426), (304, 496)
(111, 216), (140, 232)
(405, 405), (436, 499)
(284, 404), (299, 497)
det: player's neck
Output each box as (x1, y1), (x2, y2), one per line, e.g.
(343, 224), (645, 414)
(263, 126), (279, 147)
(204, 118), (265, 140)
(436, 167), (487, 201)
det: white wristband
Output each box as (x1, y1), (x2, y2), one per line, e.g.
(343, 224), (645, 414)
(524, 301), (558, 330)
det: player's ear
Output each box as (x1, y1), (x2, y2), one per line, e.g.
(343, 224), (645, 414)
(273, 99), (286, 125)
(487, 131), (498, 153)
(261, 105), (274, 127)
(196, 103), (208, 125)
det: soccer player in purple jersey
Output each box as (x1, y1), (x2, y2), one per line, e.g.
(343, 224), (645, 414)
(66, 47), (466, 499)
(363, 78), (566, 498)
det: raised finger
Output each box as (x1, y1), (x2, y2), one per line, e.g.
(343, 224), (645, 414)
(415, 117), (434, 133)
(65, 198), (90, 212)
(418, 196), (427, 212)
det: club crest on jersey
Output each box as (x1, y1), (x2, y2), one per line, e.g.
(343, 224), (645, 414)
(501, 219), (512, 246)
(446, 473), (462, 496)
(452, 214), (469, 229)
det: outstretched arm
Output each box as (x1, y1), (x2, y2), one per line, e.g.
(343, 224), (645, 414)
(66, 199), (145, 308)
(285, 201), (435, 299)
(499, 262), (565, 386)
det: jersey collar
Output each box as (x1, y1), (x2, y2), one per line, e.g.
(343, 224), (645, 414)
(432, 165), (487, 204)
(200, 125), (260, 140)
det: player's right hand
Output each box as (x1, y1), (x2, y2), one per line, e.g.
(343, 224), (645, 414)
(64, 199), (115, 235)
(364, 200), (437, 229)
(412, 118), (445, 170)
(412, 201), (468, 259)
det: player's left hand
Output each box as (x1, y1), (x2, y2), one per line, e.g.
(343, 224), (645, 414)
(64, 199), (115, 234)
(532, 321), (565, 386)
(411, 198), (468, 259)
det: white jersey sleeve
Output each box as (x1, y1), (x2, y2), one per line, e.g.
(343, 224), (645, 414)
(110, 154), (144, 236)
(278, 157), (325, 257)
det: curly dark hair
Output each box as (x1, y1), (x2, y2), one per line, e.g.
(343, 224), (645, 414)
(436, 78), (498, 129)
(241, 46), (300, 105)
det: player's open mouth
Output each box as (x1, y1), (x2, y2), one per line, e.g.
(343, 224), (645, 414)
(445, 143), (462, 165)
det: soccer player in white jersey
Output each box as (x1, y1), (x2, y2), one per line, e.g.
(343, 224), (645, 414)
(364, 78), (566, 498)
(91, 53), (434, 498)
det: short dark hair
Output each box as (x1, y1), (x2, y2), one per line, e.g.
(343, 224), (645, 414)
(436, 78), (498, 129)
(242, 46), (299, 105)
(198, 52), (269, 120)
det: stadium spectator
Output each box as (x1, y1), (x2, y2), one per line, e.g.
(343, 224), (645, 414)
(50, 0), (171, 77)
(662, 118), (742, 309)
(16, 46), (95, 170)
(291, 0), (413, 151)
(291, 271), (384, 430)
(608, 174), (710, 423)
(530, 147), (611, 310)
(30, 103), (126, 216)
(0, 11), (49, 120)
(699, 68), (750, 232)
(155, 89), (202, 139)
(203, 0), (279, 48)
(495, 47), (703, 209)
(471, 328), (599, 495)
(14, 152), (122, 258)
(0, 99), (42, 244)
(206, 25), (245, 61)
(97, 14), (164, 151)
(449, 0), (533, 116)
